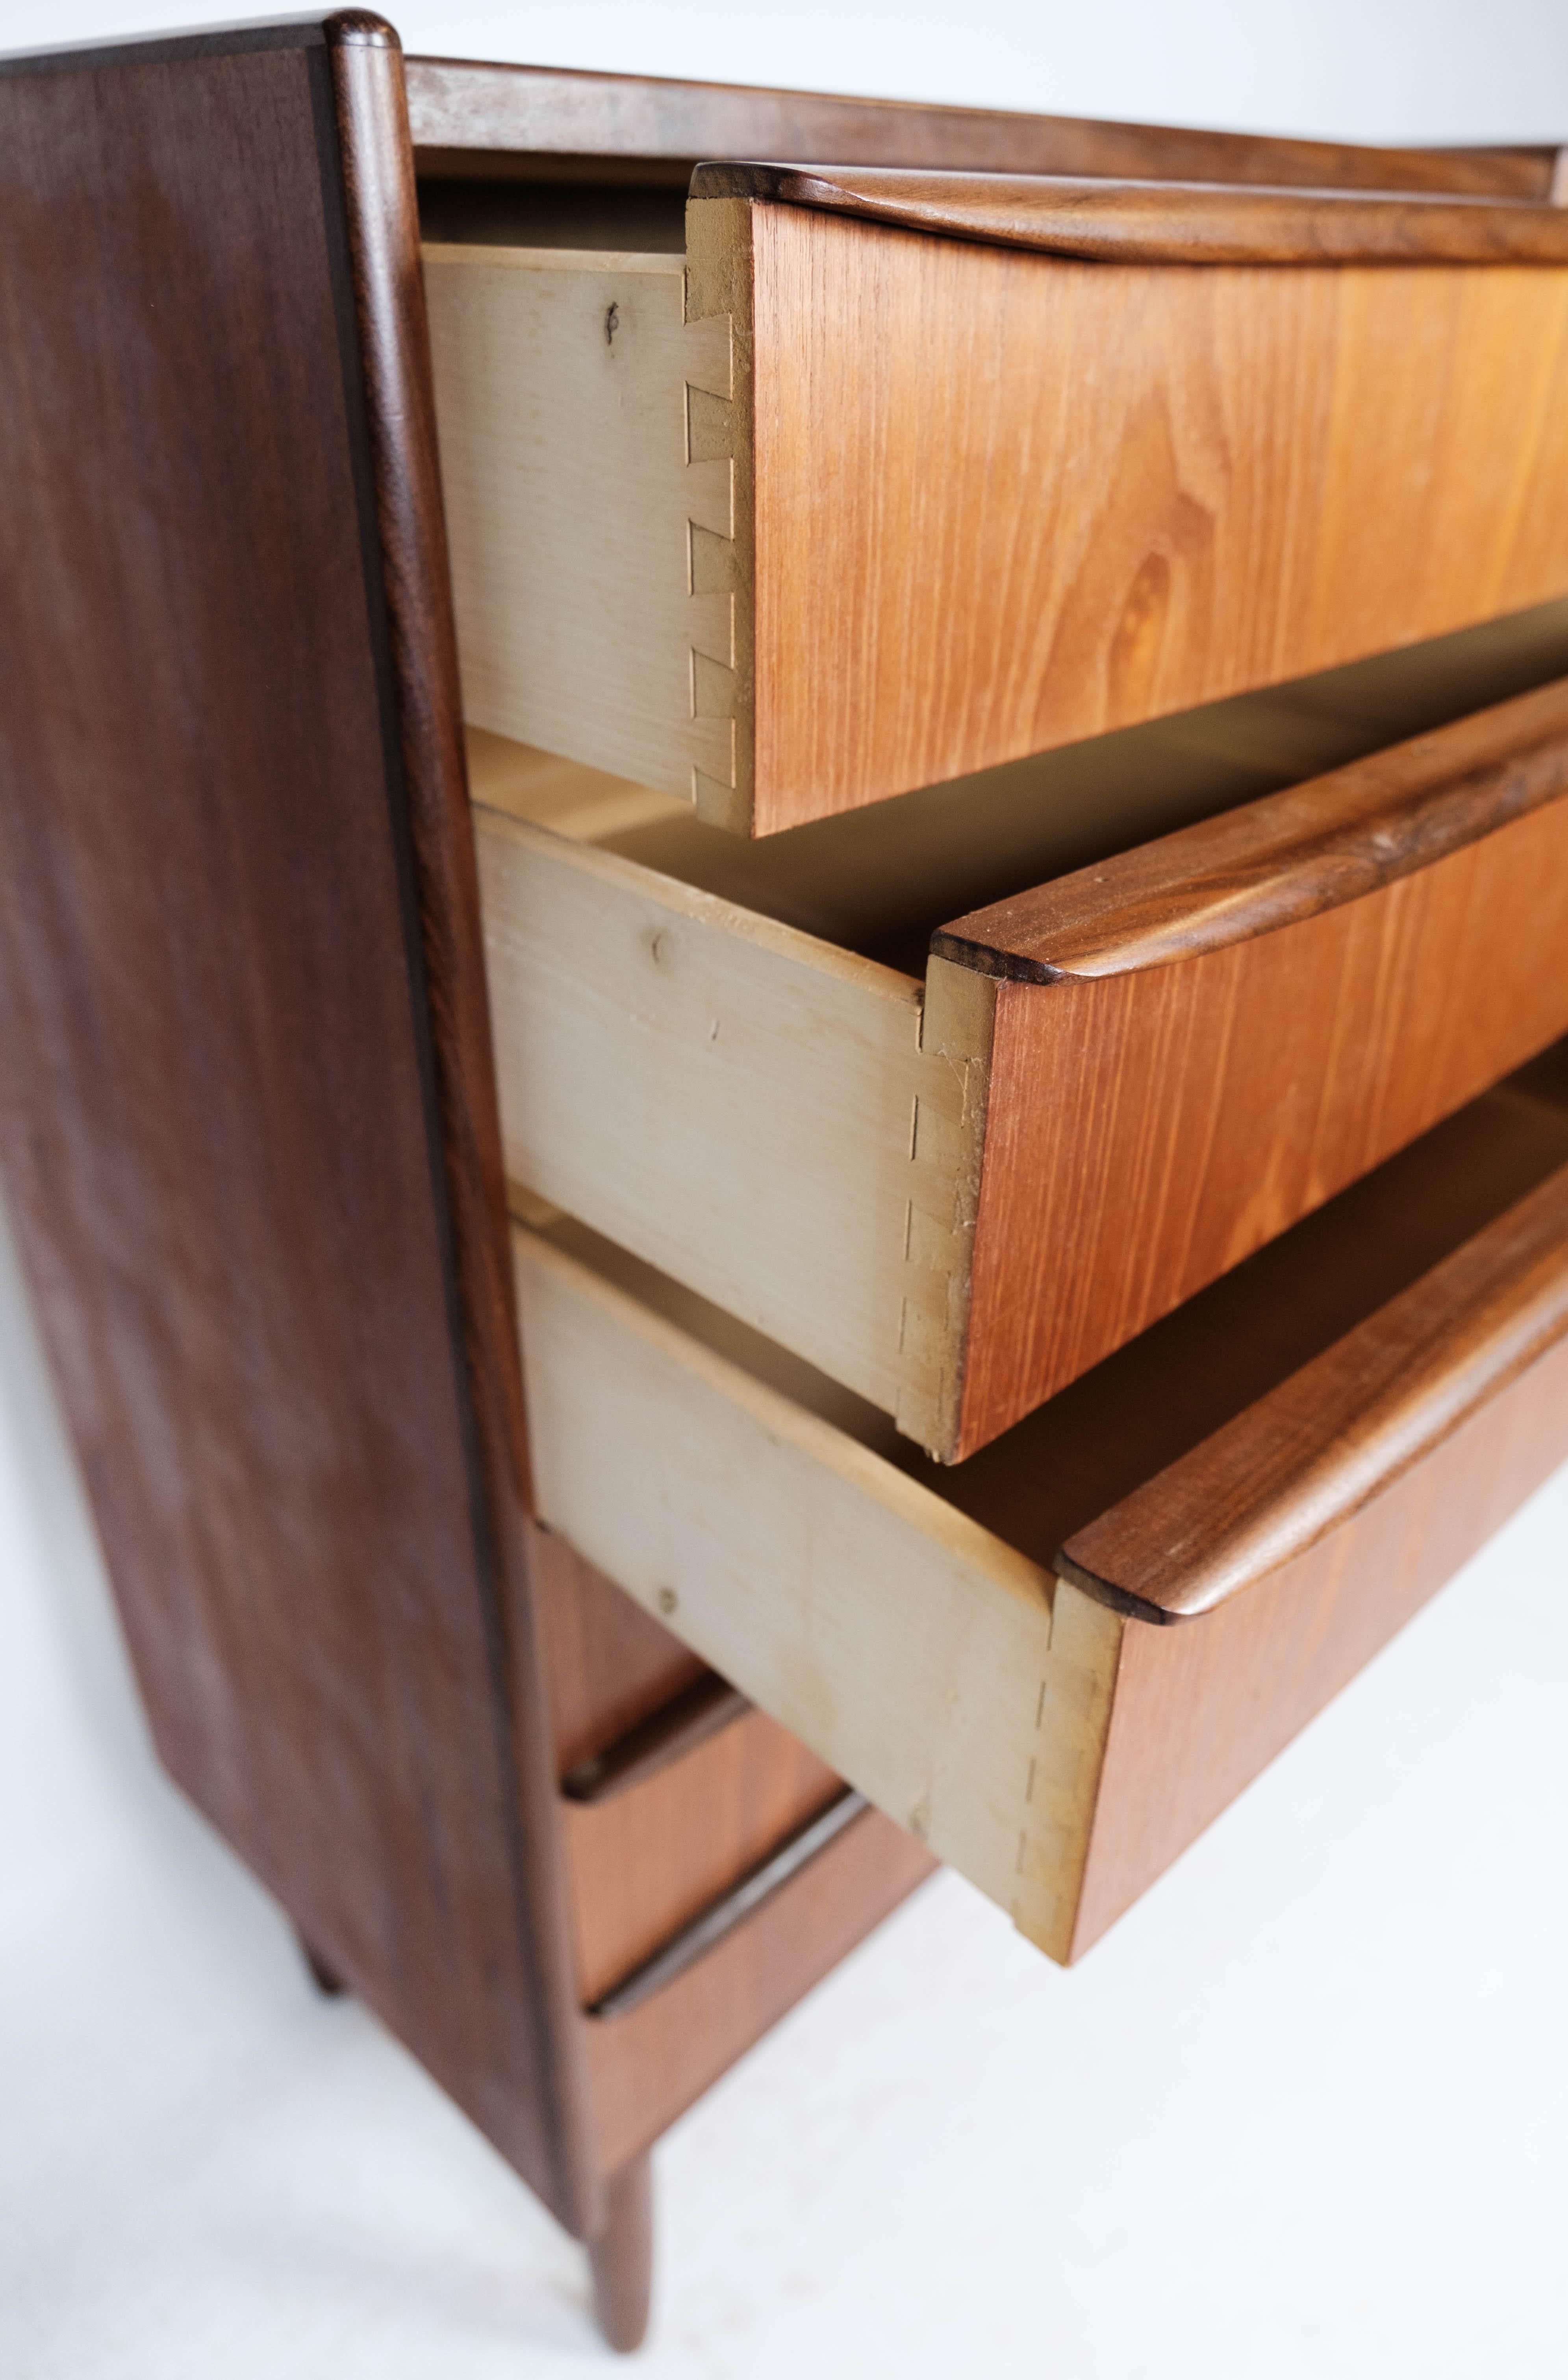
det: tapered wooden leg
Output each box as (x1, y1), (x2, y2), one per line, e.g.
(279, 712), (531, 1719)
(296, 1930), (346, 1998)
(588, 2152), (653, 2353)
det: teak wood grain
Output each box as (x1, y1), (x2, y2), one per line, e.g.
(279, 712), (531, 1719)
(933, 676), (1568, 982)
(404, 54), (1561, 200)
(561, 1673), (751, 1804)
(1053, 1165), (1568, 1954)
(1, 28), (943, 2326)
(475, 676), (1568, 1461)
(563, 1709), (842, 2005)
(429, 196), (1568, 833)
(518, 1062), (1568, 1965)
(697, 197), (1568, 828)
(1062, 1339), (1568, 1954)
(1059, 1157), (1568, 1624)
(945, 680), (1568, 1453)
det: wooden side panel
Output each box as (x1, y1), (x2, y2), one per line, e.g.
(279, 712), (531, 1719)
(747, 205), (1568, 829)
(1069, 1325), (1568, 1958)
(584, 1806), (936, 2174)
(956, 796), (1568, 1454)
(0, 24), (592, 2228)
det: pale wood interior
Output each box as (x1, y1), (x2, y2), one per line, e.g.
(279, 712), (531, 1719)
(425, 244), (736, 811)
(516, 1050), (1568, 1957)
(474, 795), (964, 1437)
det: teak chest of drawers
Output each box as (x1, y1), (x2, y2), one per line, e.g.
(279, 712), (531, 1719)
(3, 14), (1568, 2354)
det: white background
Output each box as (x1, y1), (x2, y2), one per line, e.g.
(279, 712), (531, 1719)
(3, 4), (1568, 2373)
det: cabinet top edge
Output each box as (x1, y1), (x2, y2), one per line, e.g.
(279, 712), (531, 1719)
(404, 56), (1562, 203)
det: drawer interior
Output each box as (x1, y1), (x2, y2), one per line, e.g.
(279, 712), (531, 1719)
(516, 1046), (1568, 1959)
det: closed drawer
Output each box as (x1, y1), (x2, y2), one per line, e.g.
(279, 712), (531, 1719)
(477, 665), (1568, 1459)
(513, 1052), (1568, 1963)
(563, 1703), (843, 2009)
(425, 176), (1568, 835)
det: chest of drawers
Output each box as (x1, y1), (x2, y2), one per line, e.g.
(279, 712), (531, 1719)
(3, 13), (1566, 2353)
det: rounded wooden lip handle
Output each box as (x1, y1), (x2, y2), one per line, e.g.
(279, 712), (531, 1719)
(934, 677), (1568, 985)
(1058, 1158), (1568, 1623)
(693, 159), (1568, 267)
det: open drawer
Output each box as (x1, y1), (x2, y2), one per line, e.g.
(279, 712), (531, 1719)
(514, 1051), (1568, 1963)
(425, 172), (1568, 834)
(476, 646), (1568, 1460)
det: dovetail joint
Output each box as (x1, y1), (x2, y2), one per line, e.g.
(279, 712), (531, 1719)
(681, 307), (739, 803)
(896, 1064), (982, 1454)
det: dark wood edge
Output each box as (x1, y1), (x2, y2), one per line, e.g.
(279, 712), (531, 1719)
(403, 55), (1561, 201)
(588, 1791), (869, 2020)
(562, 1674), (752, 1805)
(1055, 1162), (1568, 1624)
(931, 676), (1568, 986)
(692, 161), (1568, 263)
(0, 14), (335, 76)
(323, 26), (601, 2237)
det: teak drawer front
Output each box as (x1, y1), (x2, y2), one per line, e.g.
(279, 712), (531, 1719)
(562, 1706), (842, 2009)
(513, 1061), (1568, 1963)
(478, 680), (1568, 1459)
(428, 184), (1568, 834)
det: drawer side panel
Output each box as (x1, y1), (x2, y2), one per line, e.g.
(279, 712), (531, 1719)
(476, 810), (986, 1434)
(511, 1227), (1089, 1938)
